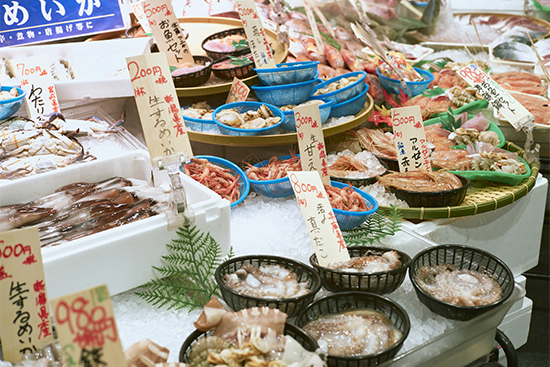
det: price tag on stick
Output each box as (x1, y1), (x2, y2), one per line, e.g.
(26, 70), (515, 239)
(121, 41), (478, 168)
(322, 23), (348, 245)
(290, 171), (350, 267)
(16, 56), (60, 120)
(294, 103), (331, 186)
(303, 0), (325, 56)
(0, 227), (53, 363)
(235, 0), (277, 69)
(127, 53), (193, 165)
(226, 78), (250, 103)
(143, 0), (194, 65)
(458, 64), (535, 131)
(129, 0), (152, 34)
(391, 106), (431, 173)
(51, 284), (126, 367)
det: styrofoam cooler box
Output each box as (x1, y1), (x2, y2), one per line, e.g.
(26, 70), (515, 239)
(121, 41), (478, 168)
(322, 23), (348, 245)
(0, 150), (230, 299)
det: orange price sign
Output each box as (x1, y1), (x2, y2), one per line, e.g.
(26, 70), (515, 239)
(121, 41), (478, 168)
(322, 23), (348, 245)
(226, 78), (250, 103)
(0, 227), (53, 363)
(391, 106), (431, 173)
(289, 171), (350, 266)
(51, 284), (126, 367)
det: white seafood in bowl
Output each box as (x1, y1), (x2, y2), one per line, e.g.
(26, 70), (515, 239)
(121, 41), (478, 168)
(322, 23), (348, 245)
(328, 250), (401, 273)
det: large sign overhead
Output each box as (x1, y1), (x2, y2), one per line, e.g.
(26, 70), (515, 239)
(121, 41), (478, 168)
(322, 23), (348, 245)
(0, 0), (128, 48)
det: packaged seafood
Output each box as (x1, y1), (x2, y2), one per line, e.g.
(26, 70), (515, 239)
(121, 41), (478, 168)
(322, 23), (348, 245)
(0, 150), (231, 299)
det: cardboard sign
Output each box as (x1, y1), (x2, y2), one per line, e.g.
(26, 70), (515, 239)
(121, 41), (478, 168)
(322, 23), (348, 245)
(391, 106), (431, 172)
(15, 56), (60, 119)
(289, 171), (350, 267)
(235, 0), (276, 69)
(303, 0), (325, 56)
(51, 284), (126, 367)
(226, 78), (250, 103)
(294, 103), (330, 186)
(458, 64), (535, 131)
(129, 0), (152, 34)
(143, 0), (193, 66)
(0, 227), (53, 363)
(127, 53), (193, 165)
(0, 0), (127, 48)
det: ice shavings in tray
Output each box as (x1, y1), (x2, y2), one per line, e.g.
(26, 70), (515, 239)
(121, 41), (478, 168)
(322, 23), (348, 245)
(113, 193), (454, 361)
(360, 182), (410, 208)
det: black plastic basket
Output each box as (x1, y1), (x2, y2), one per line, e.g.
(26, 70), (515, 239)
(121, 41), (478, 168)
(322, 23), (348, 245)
(295, 292), (410, 367)
(179, 322), (319, 363)
(215, 255), (322, 318)
(309, 247), (411, 294)
(201, 28), (250, 60)
(172, 55), (212, 88)
(409, 244), (515, 321)
(388, 174), (470, 208)
(375, 155), (398, 171)
(212, 56), (256, 80)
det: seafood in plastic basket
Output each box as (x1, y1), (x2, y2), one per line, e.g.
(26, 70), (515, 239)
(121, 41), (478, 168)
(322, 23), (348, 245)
(328, 250), (401, 273)
(414, 263), (503, 307)
(328, 150), (386, 179)
(325, 184), (371, 211)
(302, 308), (402, 357)
(223, 263), (311, 299)
(182, 102), (215, 120)
(245, 154), (301, 181)
(216, 105), (281, 129)
(182, 158), (241, 203)
(0, 177), (169, 246)
(378, 171), (463, 192)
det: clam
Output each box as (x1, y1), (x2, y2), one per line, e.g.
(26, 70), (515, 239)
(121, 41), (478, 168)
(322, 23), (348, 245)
(259, 105), (274, 119)
(217, 109), (245, 127)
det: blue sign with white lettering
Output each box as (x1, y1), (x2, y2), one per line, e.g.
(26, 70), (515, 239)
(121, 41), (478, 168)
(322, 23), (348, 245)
(0, 0), (126, 48)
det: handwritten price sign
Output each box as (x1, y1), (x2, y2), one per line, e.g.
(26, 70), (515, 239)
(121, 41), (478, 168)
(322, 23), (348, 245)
(143, 0), (193, 65)
(290, 171), (350, 266)
(235, 0), (276, 69)
(391, 106), (431, 173)
(127, 53), (193, 165)
(294, 103), (330, 186)
(458, 64), (534, 131)
(303, 0), (324, 56)
(51, 284), (125, 367)
(226, 78), (250, 103)
(129, 0), (152, 34)
(0, 227), (53, 363)
(16, 56), (60, 120)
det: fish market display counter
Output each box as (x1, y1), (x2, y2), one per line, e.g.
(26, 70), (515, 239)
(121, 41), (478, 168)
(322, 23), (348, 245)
(111, 173), (548, 367)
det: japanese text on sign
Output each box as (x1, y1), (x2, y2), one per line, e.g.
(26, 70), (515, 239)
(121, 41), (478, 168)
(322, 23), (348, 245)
(235, 0), (276, 69)
(290, 171), (350, 267)
(51, 284), (126, 367)
(226, 78), (250, 103)
(391, 106), (431, 173)
(294, 103), (330, 185)
(303, 0), (324, 56)
(458, 64), (534, 131)
(127, 53), (193, 165)
(16, 57), (60, 119)
(129, 0), (152, 34)
(0, 0), (127, 48)
(143, 0), (193, 66)
(0, 227), (53, 363)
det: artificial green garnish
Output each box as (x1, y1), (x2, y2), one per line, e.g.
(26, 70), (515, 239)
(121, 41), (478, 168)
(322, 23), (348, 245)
(232, 39), (249, 49)
(169, 65), (178, 73)
(342, 205), (403, 246)
(422, 86), (445, 98)
(136, 225), (234, 311)
(228, 56), (252, 66)
(440, 107), (462, 132)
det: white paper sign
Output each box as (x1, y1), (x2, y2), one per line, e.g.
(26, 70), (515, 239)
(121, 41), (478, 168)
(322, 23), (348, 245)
(294, 103), (330, 185)
(458, 64), (535, 131)
(235, 0), (276, 69)
(15, 56), (60, 119)
(289, 171), (350, 266)
(303, 0), (325, 56)
(391, 106), (431, 172)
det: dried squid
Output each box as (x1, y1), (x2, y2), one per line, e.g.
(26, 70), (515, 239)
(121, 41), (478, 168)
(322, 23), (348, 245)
(377, 171), (463, 192)
(302, 309), (402, 357)
(415, 263), (502, 307)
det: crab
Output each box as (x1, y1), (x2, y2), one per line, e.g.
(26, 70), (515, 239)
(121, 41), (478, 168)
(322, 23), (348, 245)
(1, 129), (84, 158)
(40, 111), (125, 137)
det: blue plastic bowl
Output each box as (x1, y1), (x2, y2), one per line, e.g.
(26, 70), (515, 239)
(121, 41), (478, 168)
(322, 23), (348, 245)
(0, 86), (25, 121)
(376, 67), (434, 97)
(329, 87), (369, 118)
(281, 99), (334, 132)
(213, 102), (284, 136)
(181, 108), (220, 134)
(254, 61), (319, 85)
(251, 78), (320, 106)
(246, 154), (300, 198)
(181, 155), (250, 208)
(330, 180), (379, 230)
(311, 71), (367, 103)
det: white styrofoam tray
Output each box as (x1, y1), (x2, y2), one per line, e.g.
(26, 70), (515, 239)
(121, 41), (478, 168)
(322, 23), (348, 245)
(1, 37), (152, 100)
(0, 150), (231, 299)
